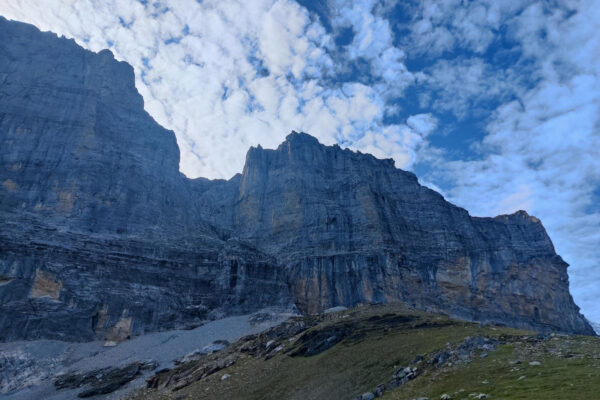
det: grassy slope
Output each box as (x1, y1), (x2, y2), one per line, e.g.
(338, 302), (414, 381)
(385, 335), (600, 400)
(130, 304), (600, 400)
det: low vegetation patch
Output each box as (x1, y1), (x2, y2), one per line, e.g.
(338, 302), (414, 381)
(129, 304), (600, 400)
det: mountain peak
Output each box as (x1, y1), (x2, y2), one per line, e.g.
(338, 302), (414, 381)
(282, 130), (321, 146)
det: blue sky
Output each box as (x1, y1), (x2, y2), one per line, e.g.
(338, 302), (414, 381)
(1, 0), (598, 322)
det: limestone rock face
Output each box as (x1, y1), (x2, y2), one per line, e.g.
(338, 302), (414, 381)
(0, 17), (190, 235)
(201, 132), (593, 335)
(0, 17), (594, 340)
(0, 17), (290, 341)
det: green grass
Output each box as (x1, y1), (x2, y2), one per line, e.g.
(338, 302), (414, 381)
(129, 305), (600, 400)
(384, 336), (600, 400)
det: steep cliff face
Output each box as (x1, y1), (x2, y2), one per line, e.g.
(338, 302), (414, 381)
(0, 17), (593, 340)
(0, 17), (291, 341)
(0, 17), (191, 235)
(199, 132), (592, 335)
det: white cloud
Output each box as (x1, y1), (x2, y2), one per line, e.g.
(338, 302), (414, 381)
(427, 0), (600, 321)
(494, 184), (534, 216)
(406, 113), (438, 137)
(0, 0), (415, 179)
(350, 124), (422, 169)
(420, 57), (520, 119)
(400, 0), (524, 57)
(330, 0), (414, 95)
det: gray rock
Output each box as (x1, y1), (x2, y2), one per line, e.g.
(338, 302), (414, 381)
(217, 132), (592, 336)
(202, 340), (230, 354)
(373, 384), (385, 396)
(54, 360), (156, 398)
(323, 306), (348, 314)
(289, 325), (347, 357)
(430, 351), (452, 367)
(174, 340), (229, 365)
(391, 366), (419, 386)
(0, 348), (61, 394)
(0, 16), (594, 345)
(411, 355), (424, 365)
(0, 312), (288, 399)
(457, 336), (498, 362)
(174, 349), (204, 365)
(0, 16), (292, 342)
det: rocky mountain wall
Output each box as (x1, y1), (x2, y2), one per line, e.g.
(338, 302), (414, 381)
(197, 132), (592, 334)
(0, 17), (291, 342)
(0, 17), (594, 340)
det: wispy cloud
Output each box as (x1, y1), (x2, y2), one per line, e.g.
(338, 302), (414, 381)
(422, 0), (600, 321)
(392, 0), (524, 57)
(0, 0), (423, 180)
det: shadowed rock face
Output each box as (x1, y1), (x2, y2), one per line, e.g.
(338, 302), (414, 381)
(0, 17), (594, 341)
(0, 17), (291, 341)
(201, 133), (593, 335)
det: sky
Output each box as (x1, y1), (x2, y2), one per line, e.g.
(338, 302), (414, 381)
(0, 0), (598, 322)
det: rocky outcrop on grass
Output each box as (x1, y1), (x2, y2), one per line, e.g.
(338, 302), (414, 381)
(54, 361), (157, 398)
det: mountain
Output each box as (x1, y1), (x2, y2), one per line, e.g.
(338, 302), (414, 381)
(0, 16), (594, 342)
(0, 17), (291, 342)
(199, 133), (592, 335)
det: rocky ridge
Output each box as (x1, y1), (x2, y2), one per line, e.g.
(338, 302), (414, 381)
(0, 16), (594, 343)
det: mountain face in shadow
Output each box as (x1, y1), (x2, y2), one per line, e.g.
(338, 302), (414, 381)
(0, 17), (594, 341)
